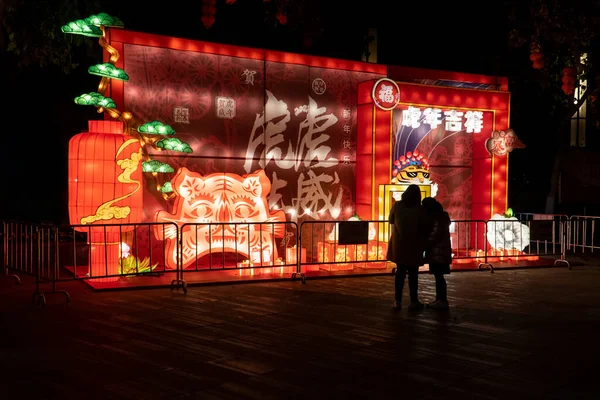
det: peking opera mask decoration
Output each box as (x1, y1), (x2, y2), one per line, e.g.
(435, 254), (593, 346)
(155, 168), (287, 270)
(391, 150), (438, 197)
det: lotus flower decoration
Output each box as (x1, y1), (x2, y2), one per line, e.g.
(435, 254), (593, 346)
(486, 213), (530, 251)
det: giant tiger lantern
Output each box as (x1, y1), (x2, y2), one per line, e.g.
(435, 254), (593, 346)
(63, 13), (191, 280)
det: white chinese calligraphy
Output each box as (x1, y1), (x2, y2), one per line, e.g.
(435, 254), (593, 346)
(465, 111), (484, 133)
(402, 106), (422, 128)
(294, 104), (309, 116)
(241, 69), (257, 85)
(244, 91), (342, 221)
(423, 108), (442, 129)
(292, 170), (342, 219)
(444, 110), (464, 131)
(342, 108), (351, 119)
(378, 84), (395, 104)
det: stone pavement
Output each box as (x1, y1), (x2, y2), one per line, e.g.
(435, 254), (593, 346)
(1, 266), (599, 399)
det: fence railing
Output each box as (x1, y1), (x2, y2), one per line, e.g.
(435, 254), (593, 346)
(298, 220), (389, 274)
(567, 216), (600, 254)
(177, 221), (301, 285)
(2, 215), (578, 304)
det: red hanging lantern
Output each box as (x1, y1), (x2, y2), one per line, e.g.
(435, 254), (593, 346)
(202, 0), (217, 29)
(276, 9), (287, 25)
(561, 66), (577, 95)
(68, 120), (144, 281)
(530, 52), (544, 69)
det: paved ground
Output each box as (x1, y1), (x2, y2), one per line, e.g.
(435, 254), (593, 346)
(1, 266), (600, 399)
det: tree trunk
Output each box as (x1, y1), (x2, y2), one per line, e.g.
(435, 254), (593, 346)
(545, 96), (583, 214)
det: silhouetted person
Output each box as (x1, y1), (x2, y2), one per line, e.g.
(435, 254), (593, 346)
(422, 197), (452, 309)
(387, 184), (432, 310)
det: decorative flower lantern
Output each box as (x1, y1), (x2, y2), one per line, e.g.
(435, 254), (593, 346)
(68, 120), (144, 281)
(486, 208), (530, 253)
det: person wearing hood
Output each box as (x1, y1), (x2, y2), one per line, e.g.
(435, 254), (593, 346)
(386, 184), (432, 310)
(421, 197), (452, 309)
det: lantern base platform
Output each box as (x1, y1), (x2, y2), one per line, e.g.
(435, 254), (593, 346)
(62, 257), (559, 291)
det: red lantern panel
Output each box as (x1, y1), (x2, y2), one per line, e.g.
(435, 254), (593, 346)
(68, 120), (144, 281)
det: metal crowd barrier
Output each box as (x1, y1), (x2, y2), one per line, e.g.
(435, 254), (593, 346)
(567, 215), (600, 254)
(31, 225), (70, 306)
(298, 220), (390, 275)
(3, 221), (44, 284)
(63, 222), (181, 286)
(447, 220), (491, 271)
(2, 221), (70, 305)
(177, 221), (302, 285)
(1, 221), (7, 278)
(487, 218), (569, 269)
(2, 215), (579, 305)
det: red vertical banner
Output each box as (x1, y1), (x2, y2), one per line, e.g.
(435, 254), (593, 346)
(374, 107), (392, 220)
(356, 103), (373, 219)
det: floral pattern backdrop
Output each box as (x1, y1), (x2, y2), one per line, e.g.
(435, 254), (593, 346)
(122, 44), (384, 226)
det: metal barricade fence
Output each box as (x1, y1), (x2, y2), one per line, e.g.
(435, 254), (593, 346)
(1, 220), (6, 278)
(298, 220), (390, 274)
(62, 222), (181, 284)
(177, 221), (301, 284)
(448, 220), (492, 271)
(31, 224), (70, 306)
(3, 221), (48, 284)
(485, 218), (569, 269)
(567, 216), (600, 254)
(516, 213), (569, 222)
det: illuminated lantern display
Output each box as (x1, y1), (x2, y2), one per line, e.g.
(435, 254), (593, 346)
(68, 120), (144, 281)
(485, 129), (525, 156)
(155, 168), (287, 270)
(486, 208), (532, 258)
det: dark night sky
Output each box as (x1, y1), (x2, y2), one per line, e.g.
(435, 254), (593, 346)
(0, 0), (560, 223)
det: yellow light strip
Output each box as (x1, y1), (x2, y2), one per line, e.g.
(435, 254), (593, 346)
(389, 109), (393, 183)
(505, 153), (509, 211)
(372, 106), (376, 220)
(491, 155), (495, 218)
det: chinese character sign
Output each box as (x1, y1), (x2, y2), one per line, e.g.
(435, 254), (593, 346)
(371, 78), (400, 110)
(444, 110), (464, 131)
(173, 107), (190, 124)
(216, 96), (236, 119)
(464, 111), (483, 133)
(402, 106), (422, 129)
(485, 129), (525, 156)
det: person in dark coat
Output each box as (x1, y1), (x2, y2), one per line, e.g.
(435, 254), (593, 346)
(386, 184), (432, 310)
(422, 197), (452, 309)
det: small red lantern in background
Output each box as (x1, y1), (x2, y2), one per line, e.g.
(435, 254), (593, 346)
(276, 10), (287, 25)
(202, 0), (217, 29)
(68, 120), (144, 281)
(562, 66), (576, 95)
(530, 51), (544, 69)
